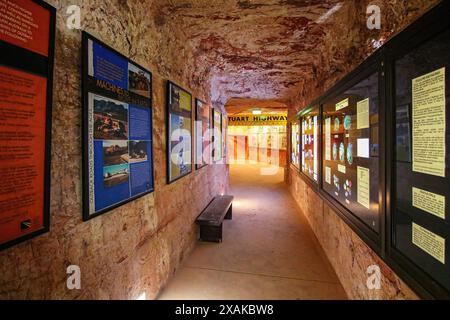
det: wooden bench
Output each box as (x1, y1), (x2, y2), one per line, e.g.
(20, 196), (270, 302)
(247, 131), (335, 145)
(196, 195), (234, 243)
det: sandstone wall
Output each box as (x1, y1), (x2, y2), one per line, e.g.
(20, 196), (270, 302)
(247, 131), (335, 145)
(288, 170), (418, 300)
(0, 0), (229, 299)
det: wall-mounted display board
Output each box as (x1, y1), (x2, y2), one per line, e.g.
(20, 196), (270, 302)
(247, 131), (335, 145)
(390, 15), (450, 297)
(290, 121), (300, 169)
(212, 109), (222, 162)
(322, 72), (380, 233)
(82, 32), (154, 220)
(301, 107), (319, 183)
(222, 114), (227, 160)
(167, 81), (192, 183)
(0, 0), (55, 250)
(195, 99), (211, 169)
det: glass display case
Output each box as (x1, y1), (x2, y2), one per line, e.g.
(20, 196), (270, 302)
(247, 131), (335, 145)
(322, 73), (380, 233)
(393, 27), (450, 293)
(301, 107), (319, 183)
(290, 121), (300, 169)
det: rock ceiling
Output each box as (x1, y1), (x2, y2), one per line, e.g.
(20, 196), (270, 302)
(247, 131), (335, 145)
(155, 0), (440, 112)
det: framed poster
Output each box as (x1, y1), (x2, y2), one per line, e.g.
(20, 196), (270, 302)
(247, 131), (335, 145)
(212, 109), (222, 162)
(82, 32), (154, 221)
(290, 121), (300, 169)
(0, 0), (56, 251)
(167, 81), (193, 183)
(195, 99), (211, 169)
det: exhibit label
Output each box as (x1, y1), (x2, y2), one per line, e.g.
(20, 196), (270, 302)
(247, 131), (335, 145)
(336, 98), (349, 111)
(325, 167), (331, 184)
(412, 68), (446, 177)
(412, 187), (446, 220)
(357, 98), (370, 130)
(412, 223), (446, 264)
(357, 166), (370, 209)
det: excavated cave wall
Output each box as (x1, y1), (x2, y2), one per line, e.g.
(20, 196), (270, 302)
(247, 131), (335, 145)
(0, 0), (229, 299)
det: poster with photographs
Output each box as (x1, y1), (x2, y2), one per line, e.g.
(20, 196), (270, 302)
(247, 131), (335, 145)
(167, 82), (193, 183)
(82, 32), (154, 220)
(212, 109), (223, 162)
(195, 99), (211, 169)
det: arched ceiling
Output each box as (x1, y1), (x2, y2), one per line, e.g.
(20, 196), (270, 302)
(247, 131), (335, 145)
(154, 0), (440, 110)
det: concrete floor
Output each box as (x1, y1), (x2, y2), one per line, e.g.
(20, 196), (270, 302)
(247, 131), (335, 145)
(158, 163), (347, 300)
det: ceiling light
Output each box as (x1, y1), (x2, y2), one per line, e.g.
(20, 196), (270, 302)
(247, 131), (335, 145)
(252, 109), (262, 115)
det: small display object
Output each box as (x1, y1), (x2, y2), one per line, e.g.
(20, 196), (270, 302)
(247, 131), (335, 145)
(0, 0), (55, 250)
(301, 107), (319, 182)
(167, 81), (193, 183)
(195, 99), (211, 169)
(322, 72), (380, 233)
(212, 109), (222, 162)
(291, 121), (300, 169)
(82, 32), (154, 220)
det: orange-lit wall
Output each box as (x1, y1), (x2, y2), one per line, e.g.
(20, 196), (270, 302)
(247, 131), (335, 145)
(228, 125), (287, 167)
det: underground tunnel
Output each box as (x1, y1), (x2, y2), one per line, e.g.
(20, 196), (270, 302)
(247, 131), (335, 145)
(0, 0), (449, 305)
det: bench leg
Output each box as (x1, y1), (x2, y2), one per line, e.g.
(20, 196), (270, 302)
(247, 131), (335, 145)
(225, 204), (232, 220)
(199, 224), (223, 243)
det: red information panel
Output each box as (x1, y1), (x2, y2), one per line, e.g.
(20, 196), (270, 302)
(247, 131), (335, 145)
(0, 0), (50, 57)
(0, 0), (54, 250)
(0, 66), (47, 245)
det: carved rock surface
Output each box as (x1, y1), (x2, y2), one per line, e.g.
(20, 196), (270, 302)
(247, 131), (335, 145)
(153, 0), (439, 110)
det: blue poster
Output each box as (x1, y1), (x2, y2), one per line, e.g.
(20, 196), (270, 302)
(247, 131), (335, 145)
(84, 33), (153, 219)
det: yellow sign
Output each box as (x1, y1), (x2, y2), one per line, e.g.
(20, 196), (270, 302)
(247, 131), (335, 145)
(357, 166), (370, 209)
(412, 223), (446, 264)
(412, 68), (446, 177)
(228, 114), (287, 126)
(412, 187), (446, 220)
(357, 98), (370, 129)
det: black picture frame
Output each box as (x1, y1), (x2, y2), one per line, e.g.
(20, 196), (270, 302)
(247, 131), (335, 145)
(0, 0), (56, 251)
(166, 81), (193, 184)
(195, 98), (210, 170)
(299, 105), (320, 185)
(81, 31), (155, 221)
